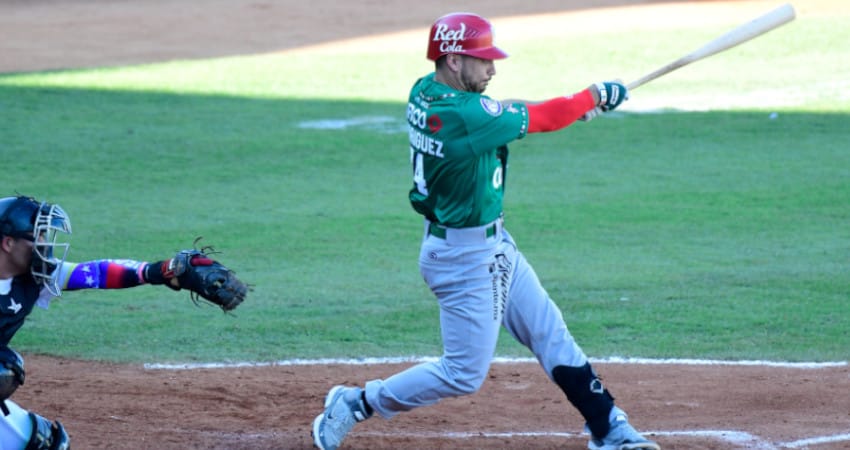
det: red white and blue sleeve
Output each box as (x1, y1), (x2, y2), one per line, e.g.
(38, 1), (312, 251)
(59, 260), (150, 291)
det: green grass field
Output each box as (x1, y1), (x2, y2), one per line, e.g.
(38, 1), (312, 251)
(1, 7), (847, 363)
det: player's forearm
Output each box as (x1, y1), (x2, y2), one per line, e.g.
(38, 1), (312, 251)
(59, 260), (149, 290)
(521, 89), (595, 133)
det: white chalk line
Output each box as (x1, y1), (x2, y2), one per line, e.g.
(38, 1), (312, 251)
(143, 355), (847, 370)
(781, 433), (850, 448)
(143, 356), (848, 448)
(166, 428), (850, 449)
(351, 429), (850, 449)
(153, 428), (850, 449)
(353, 429), (760, 441)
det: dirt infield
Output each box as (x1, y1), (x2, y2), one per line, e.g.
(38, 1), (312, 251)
(16, 356), (850, 449)
(3, 0), (849, 449)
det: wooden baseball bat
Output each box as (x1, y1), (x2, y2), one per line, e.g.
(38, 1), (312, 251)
(627, 3), (796, 90)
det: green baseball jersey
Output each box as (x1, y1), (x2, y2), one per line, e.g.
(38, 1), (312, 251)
(407, 73), (529, 228)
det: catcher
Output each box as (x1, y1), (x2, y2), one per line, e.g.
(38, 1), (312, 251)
(0, 195), (248, 449)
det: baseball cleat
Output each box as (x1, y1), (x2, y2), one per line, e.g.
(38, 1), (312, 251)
(312, 385), (372, 450)
(587, 407), (660, 450)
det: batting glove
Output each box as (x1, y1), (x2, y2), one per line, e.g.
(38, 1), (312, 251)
(594, 81), (629, 112)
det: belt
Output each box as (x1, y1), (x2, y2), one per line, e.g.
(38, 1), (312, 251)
(426, 219), (501, 243)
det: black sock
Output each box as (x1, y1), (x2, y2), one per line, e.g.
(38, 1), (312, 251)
(361, 391), (374, 416)
(552, 363), (615, 438)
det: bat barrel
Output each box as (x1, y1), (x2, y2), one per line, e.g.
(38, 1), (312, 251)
(626, 3), (796, 91)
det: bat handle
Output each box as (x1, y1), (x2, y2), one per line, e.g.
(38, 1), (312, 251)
(626, 76), (653, 91)
(627, 59), (690, 91)
(626, 79), (645, 91)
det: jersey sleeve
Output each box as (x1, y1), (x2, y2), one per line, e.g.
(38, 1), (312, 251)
(58, 259), (148, 291)
(462, 95), (529, 154)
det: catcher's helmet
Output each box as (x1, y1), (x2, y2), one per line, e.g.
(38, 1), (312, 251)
(0, 196), (40, 240)
(427, 12), (508, 61)
(0, 196), (71, 296)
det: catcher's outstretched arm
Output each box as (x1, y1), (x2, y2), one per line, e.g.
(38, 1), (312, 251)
(58, 260), (148, 291)
(53, 241), (248, 312)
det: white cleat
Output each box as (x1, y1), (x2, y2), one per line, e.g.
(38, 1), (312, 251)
(312, 385), (372, 450)
(587, 407), (660, 450)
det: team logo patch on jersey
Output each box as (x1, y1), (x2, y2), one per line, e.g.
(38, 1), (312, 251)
(428, 114), (443, 133)
(6, 297), (22, 314)
(480, 97), (503, 117)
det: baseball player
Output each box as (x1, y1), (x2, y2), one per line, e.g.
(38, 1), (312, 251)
(313, 12), (659, 450)
(0, 195), (246, 449)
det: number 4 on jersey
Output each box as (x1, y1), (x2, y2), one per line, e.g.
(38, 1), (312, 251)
(411, 150), (428, 195)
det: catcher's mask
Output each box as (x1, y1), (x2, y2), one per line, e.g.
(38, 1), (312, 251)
(427, 12), (508, 61)
(0, 196), (72, 296)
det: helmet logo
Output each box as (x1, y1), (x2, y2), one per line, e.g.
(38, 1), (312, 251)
(433, 22), (467, 54)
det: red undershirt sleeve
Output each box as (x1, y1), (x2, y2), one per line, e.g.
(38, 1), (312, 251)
(526, 89), (596, 133)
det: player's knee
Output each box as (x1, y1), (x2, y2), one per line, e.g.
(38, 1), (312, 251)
(442, 360), (488, 395)
(27, 412), (70, 450)
(449, 376), (484, 395)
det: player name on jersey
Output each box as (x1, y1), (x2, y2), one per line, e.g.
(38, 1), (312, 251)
(408, 126), (444, 158)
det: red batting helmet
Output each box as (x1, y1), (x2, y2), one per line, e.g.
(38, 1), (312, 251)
(427, 12), (508, 61)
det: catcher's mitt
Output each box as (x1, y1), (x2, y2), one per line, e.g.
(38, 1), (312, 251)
(162, 238), (249, 312)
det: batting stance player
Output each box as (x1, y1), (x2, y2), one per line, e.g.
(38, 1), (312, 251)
(0, 195), (231, 449)
(313, 12), (659, 450)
